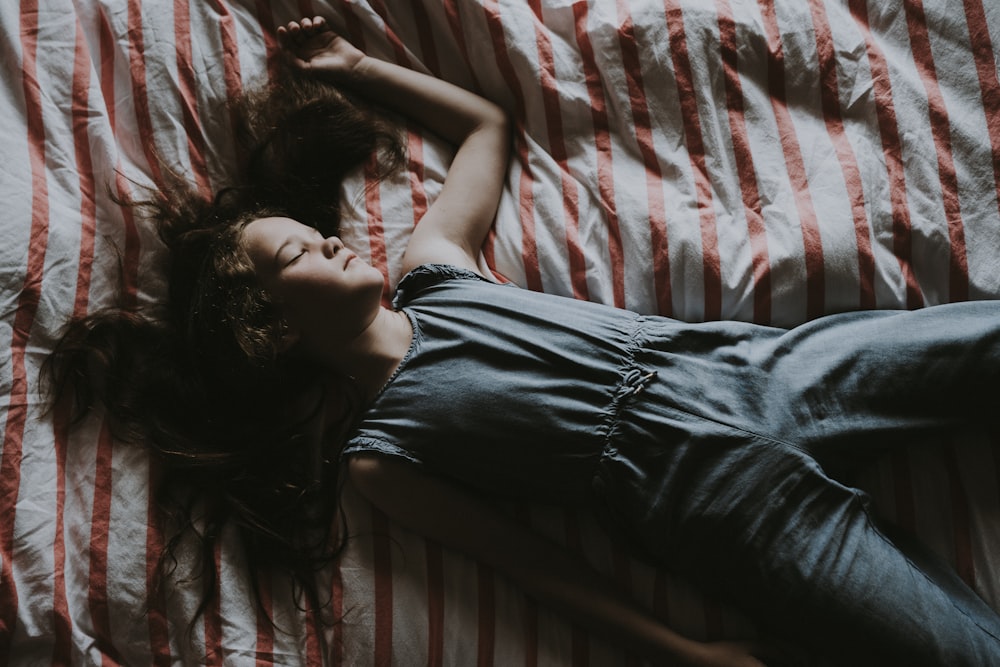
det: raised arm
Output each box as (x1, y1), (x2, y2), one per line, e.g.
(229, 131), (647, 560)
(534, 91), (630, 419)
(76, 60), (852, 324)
(347, 455), (777, 667)
(279, 17), (510, 277)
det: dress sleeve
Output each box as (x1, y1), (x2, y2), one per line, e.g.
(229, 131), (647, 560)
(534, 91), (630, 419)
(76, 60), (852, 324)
(341, 436), (425, 465)
(392, 264), (494, 309)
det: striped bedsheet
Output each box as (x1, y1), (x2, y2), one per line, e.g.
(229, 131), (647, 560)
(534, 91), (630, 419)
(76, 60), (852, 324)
(2, 0), (999, 664)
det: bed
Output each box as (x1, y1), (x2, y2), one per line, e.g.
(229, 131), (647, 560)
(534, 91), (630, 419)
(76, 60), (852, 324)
(3, 0), (1000, 664)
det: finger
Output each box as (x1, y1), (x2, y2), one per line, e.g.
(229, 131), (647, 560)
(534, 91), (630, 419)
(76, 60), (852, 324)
(277, 24), (302, 50)
(276, 24), (292, 49)
(301, 17), (313, 31)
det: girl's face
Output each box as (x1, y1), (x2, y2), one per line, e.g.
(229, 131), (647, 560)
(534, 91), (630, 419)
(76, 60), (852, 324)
(242, 216), (385, 345)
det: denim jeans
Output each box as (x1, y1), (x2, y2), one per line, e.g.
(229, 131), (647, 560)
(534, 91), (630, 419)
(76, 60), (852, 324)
(595, 301), (1000, 665)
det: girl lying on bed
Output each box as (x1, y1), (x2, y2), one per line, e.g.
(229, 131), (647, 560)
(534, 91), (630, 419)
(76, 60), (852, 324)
(46, 16), (1000, 667)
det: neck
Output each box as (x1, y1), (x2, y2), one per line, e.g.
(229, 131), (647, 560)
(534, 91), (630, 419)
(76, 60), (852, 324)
(308, 307), (412, 401)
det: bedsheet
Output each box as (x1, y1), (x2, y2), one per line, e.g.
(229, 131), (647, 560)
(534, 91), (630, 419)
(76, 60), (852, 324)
(2, 0), (999, 664)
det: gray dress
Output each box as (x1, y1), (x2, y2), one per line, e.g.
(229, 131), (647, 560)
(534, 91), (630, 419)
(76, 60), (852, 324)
(343, 264), (1000, 665)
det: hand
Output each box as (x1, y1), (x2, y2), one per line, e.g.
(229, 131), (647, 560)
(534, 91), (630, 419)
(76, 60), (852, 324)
(276, 16), (365, 78)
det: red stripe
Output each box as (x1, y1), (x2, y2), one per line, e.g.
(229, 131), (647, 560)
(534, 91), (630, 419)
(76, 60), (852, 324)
(412, 0), (442, 78)
(91, 151), (163, 667)
(174, 0), (212, 197)
(393, 13), (432, 238)
(204, 543), (223, 666)
(944, 445), (975, 587)
(72, 19), (99, 321)
(99, 8), (116, 130)
(51, 396), (73, 666)
(209, 0), (245, 150)
(106, 9), (164, 660)
(368, 0), (413, 67)
(254, 575), (274, 666)
(340, 2), (368, 63)
(807, 0), (876, 310)
(571, 1), (625, 309)
(476, 563), (496, 667)
(51, 391), (73, 665)
(406, 127), (429, 228)
(848, 0), (923, 309)
(663, 0), (722, 320)
(528, 0), (589, 302)
(50, 14), (105, 662)
(425, 541), (444, 667)
(0, 0), (50, 654)
(109, 174), (143, 306)
(963, 0), (1000, 226)
(145, 436), (169, 661)
(371, 508), (394, 667)
(482, 1), (542, 292)
(182, 9), (222, 658)
(758, 0), (826, 319)
(902, 0), (968, 302)
(256, 1), (283, 82)
(337, 4), (391, 300)
(303, 597), (322, 667)
(715, 0), (772, 324)
(107, 112), (162, 667)
(330, 554), (345, 665)
(442, 0), (483, 92)
(88, 421), (121, 663)
(370, 4), (434, 255)
(126, 0), (163, 185)
(616, 0), (672, 317)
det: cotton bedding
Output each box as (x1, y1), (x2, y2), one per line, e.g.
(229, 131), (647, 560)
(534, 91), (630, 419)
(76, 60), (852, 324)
(2, 0), (1000, 664)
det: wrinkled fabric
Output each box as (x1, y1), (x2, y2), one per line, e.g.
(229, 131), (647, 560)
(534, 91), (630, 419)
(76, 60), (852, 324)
(344, 264), (1000, 665)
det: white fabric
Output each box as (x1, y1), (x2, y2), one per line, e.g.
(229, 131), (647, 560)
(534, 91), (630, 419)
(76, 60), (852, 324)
(2, 0), (999, 663)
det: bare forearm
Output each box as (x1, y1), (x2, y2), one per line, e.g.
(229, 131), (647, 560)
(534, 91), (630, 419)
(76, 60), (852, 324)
(494, 530), (706, 664)
(338, 56), (509, 266)
(327, 55), (507, 147)
(279, 17), (509, 266)
(348, 456), (720, 665)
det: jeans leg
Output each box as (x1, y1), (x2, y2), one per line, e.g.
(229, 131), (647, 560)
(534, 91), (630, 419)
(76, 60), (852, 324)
(659, 440), (1000, 666)
(616, 302), (1000, 662)
(758, 301), (1000, 468)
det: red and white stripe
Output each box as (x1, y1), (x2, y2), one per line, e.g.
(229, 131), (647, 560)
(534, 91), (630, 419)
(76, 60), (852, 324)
(3, 0), (1000, 664)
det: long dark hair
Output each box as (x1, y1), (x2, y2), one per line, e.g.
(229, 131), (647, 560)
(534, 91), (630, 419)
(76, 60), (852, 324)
(43, 69), (403, 629)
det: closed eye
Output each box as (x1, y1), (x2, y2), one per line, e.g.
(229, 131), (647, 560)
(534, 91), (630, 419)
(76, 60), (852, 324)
(274, 228), (322, 270)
